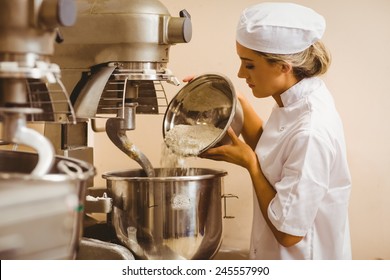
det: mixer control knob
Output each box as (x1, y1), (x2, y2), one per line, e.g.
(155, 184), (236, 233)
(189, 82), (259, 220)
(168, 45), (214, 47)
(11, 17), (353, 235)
(167, 9), (192, 44)
(40, 0), (77, 28)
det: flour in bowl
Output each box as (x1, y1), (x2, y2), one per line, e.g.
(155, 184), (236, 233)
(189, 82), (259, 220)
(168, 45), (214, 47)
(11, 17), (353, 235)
(164, 124), (223, 156)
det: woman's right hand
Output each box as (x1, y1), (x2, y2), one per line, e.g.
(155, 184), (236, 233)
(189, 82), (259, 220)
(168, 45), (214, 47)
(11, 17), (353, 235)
(182, 75), (195, 83)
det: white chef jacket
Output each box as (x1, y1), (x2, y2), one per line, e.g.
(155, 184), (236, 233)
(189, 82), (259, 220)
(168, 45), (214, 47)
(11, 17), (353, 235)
(250, 77), (352, 260)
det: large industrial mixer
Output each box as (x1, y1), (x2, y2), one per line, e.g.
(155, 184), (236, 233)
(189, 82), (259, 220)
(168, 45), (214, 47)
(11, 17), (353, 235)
(0, 0), (95, 259)
(49, 0), (239, 260)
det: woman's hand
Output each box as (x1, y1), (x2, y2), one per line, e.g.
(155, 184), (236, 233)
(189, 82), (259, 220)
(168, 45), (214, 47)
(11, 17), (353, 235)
(200, 127), (258, 172)
(182, 75), (195, 83)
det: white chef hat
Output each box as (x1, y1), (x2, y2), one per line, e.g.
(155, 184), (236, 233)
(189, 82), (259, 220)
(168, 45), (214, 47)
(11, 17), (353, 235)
(236, 2), (326, 54)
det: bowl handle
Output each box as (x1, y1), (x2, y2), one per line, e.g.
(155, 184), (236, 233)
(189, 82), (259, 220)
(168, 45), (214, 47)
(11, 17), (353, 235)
(222, 193), (239, 219)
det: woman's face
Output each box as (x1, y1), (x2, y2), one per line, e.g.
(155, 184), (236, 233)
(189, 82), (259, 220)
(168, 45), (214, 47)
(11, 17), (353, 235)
(236, 42), (294, 101)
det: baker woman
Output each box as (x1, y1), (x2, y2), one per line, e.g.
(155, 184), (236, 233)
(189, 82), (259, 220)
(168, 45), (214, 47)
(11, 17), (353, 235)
(200, 2), (352, 259)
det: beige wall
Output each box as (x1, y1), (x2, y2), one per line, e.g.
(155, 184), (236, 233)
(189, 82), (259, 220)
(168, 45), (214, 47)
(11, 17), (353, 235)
(91, 0), (390, 259)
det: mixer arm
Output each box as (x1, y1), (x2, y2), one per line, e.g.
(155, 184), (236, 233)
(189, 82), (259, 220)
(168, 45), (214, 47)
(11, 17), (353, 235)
(105, 117), (155, 177)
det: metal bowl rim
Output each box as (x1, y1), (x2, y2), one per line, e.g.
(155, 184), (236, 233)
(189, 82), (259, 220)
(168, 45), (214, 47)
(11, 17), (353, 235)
(102, 167), (228, 182)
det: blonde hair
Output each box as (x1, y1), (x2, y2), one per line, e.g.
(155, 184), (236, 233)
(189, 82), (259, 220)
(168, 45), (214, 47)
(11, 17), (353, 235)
(255, 41), (331, 80)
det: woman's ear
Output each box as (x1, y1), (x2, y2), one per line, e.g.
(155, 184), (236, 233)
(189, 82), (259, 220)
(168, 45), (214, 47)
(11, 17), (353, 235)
(280, 63), (293, 73)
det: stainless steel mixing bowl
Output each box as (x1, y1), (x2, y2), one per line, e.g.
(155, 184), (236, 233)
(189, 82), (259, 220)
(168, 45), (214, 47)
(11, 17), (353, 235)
(103, 167), (227, 260)
(163, 73), (243, 155)
(0, 150), (95, 259)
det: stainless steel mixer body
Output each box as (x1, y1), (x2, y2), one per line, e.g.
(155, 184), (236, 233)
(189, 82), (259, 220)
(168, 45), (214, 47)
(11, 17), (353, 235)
(0, 0), (97, 260)
(0, 0), (78, 174)
(53, 0), (191, 72)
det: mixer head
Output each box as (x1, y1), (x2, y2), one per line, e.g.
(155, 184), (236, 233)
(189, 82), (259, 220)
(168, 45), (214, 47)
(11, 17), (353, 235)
(52, 0), (192, 120)
(0, 1), (97, 261)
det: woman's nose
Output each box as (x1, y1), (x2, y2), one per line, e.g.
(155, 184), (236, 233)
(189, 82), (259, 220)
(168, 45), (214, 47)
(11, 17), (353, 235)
(237, 65), (246, 79)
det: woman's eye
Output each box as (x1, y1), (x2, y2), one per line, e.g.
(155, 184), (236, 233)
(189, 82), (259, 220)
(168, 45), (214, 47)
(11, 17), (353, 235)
(245, 64), (255, 70)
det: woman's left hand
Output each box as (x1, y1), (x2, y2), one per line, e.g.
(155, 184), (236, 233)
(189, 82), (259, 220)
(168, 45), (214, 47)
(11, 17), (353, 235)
(199, 127), (258, 171)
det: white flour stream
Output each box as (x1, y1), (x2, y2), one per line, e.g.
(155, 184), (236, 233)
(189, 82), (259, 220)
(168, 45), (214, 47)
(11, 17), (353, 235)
(160, 124), (223, 176)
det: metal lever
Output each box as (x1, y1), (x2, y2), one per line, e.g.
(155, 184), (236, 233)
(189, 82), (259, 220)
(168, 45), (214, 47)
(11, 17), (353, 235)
(179, 9), (191, 19)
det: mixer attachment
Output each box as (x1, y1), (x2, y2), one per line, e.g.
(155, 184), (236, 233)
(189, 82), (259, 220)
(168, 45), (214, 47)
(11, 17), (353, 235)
(106, 116), (155, 177)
